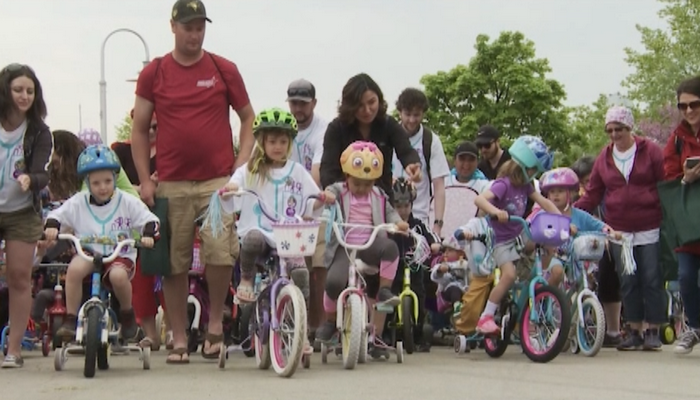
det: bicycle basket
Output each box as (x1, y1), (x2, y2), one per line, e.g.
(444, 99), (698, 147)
(529, 212), (571, 247)
(571, 233), (606, 261)
(271, 220), (321, 258)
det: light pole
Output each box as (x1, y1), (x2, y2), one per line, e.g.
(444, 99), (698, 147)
(99, 28), (150, 145)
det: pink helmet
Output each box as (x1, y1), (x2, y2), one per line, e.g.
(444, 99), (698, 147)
(540, 167), (579, 193)
(77, 128), (103, 147)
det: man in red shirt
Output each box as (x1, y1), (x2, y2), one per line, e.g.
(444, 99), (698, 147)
(131, 0), (254, 364)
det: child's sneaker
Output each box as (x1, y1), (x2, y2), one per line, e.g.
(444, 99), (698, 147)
(642, 328), (662, 351)
(476, 315), (499, 335)
(376, 288), (400, 308)
(314, 321), (337, 343)
(119, 309), (138, 341)
(56, 315), (78, 340)
(617, 330), (643, 351)
(674, 329), (700, 355)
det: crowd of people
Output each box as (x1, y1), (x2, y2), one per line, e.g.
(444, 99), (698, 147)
(1, 0), (700, 370)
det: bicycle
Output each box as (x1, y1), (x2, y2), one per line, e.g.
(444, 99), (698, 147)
(454, 213), (573, 363)
(216, 189), (318, 378)
(52, 234), (150, 378)
(319, 218), (422, 369)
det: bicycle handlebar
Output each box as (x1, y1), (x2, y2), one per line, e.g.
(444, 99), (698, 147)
(56, 233), (136, 264)
(329, 222), (403, 251)
(219, 188), (321, 223)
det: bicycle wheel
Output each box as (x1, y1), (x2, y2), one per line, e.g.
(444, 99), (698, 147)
(519, 285), (571, 363)
(269, 284), (307, 378)
(401, 296), (415, 354)
(484, 300), (516, 358)
(84, 306), (102, 378)
(576, 297), (605, 357)
(254, 300), (271, 370)
(341, 293), (363, 370)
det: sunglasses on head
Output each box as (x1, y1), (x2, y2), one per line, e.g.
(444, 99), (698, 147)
(1, 63), (30, 74)
(677, 100), (700, 112)
(605, 126), (627, 134)
(287, 88), (313, 99)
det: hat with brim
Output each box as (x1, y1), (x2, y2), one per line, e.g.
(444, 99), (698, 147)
(172, 0), (212, 23)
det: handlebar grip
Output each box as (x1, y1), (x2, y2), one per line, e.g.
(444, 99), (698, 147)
(454, 229), (465, 241)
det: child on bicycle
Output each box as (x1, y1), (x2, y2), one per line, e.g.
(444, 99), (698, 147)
(528, 167), (618, 288)
(315, 141), (410, 344)
(430, 235), (468, 309)
(390, 177), (440, 352)
(44, 145), (159, 342)
(472, 135), (561, 335)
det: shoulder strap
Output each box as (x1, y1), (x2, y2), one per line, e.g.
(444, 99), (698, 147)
(422, 127), (433, 196)
(207, 52), (231, 105)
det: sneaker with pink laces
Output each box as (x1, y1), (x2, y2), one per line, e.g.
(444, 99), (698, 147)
(476, 315), (500, 335)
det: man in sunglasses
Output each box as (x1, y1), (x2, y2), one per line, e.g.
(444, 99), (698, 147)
(475, 125), (510, 180)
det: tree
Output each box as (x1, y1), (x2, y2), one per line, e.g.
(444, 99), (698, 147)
(114, 112), (132, 142)
(564, 95), (613, 165)
(420, 31), (572, 158)
(622, 0), (700, 111)
(637, 104), (682, 146)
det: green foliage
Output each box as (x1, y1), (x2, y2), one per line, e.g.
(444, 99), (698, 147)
(420, 31), (572, 160)
(563, 95), (612, 165)
(114, 113), (132, 142)
(622, 0), (700, 112)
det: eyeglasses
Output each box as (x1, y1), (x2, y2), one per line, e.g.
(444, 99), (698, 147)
(677, 100), (700, 112)
(287, 88), (313, 99)
(605, 126), (627, 134)
(476, 141), (494, 149)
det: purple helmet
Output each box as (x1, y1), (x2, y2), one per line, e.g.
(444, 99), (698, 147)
(77, 128), (103, 147)
(540, 167), (579, 193)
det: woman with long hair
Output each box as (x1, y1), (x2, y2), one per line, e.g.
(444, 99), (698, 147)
(0, 63), (53, 368)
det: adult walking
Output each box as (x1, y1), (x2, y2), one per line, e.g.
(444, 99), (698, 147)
(0, 64), (53, 368)
(131, 0), (255, 364)
(320, 73), (422, 200)
(286, 79), (328, 342)
(575, 105), (666, 351)
(661, 76), (700, 354)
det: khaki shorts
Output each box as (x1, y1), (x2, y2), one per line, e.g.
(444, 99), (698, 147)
(0, 206), (42, 243)
(305, 221), (326, 269)
(156, 177), (240, 275)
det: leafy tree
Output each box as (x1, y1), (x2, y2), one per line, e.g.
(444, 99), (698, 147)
(564, 95), (613, 165)
(622, 0), (700, 111)
(420, 31), (571, 158)
(637, 104), (682, 146)
(114, 113), (132, 143)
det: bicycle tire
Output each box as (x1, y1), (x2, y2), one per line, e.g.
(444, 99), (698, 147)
(519, 285), (571, 363)
(84, 306), (102, 378)
(270, 284), (307, 378)
(576, 297), (605, 357)
(341, 294), (363, 370)
(401, 296), (415, 354)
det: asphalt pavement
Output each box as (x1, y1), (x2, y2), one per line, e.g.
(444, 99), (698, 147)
(2, 345), (699, 400)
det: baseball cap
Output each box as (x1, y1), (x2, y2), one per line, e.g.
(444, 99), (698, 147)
(454, 141), (478, 158)
(475, 125), (500, 145)
(286, 79), (316, 102)
(171, 0), (212, 23)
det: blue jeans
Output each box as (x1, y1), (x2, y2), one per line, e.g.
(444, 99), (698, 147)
(610, 241), (666, 325)
(677, 252), (700, 329)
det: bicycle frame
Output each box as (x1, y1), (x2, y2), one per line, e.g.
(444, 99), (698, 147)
(396, 266), (420, 326)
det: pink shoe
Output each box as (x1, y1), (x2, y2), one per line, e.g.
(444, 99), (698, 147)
(476, 315), (500, 335)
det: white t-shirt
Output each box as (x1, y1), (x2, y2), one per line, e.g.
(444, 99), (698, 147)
(0, 120), (32, 212)
(444, 175), (491, 194)
(228, 161), (321, 246)
(613, 142), (636, 182)
(46, 190), (160, 263)
(290, 115), (328, 172)
(391, 125), (450, 223)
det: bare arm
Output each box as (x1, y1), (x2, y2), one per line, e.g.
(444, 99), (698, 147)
(235, 104), (255, 169)
(130, 96), (155, 186)
(311, 164), (321, 187)
(432, 177), (445, 221)
(474, 190), (502, 216)
(530, 191), (561, 214)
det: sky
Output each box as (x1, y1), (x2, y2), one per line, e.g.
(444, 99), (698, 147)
(2, 0), (665, 144)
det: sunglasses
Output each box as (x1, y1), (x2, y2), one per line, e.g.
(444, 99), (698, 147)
(476, 141), (494, 149)
(677, 100), (700, 112)
(605, 126), (627, 134)
(287, 88), (313, 99)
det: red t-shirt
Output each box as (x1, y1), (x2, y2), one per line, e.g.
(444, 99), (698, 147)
(135, 52), (250, 181)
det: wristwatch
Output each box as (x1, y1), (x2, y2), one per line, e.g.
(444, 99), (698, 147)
(434, 220), (444, 228)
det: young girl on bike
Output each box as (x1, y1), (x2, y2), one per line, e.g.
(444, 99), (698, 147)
(472, 135), (561, 335)
(529, 167), (618, 287)
(44, 145), (160, 342)
(315, 141), (410, 345)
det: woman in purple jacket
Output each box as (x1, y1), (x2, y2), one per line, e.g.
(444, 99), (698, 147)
(575, 106), (666, 351)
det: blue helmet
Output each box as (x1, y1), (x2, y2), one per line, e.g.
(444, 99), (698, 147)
(77, 145), (121, 176)
(508, 135), (553, 175)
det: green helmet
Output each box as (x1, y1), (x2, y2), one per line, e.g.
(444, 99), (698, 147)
(253, 108), (298, 139)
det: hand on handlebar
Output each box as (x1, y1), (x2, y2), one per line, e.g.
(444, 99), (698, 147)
(140, 237), (155, 248)
(569, 223), (578, 236)
(395, 221), (410, 235)
(222, 183), (239, 193)
(44, 227), (59, 242)
(602, 225), (622, 240)
(491, 209), (509, 223)
(320, 190), (336, 205)
(430, 243), (441, 253)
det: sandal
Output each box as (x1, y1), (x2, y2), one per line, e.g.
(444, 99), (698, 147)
(166, 347), (189, 364)
(202, 332), (224, 359)
(235, 283), (257, 303)
(139, 336), (161, 351)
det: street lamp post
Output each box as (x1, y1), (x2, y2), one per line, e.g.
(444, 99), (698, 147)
(99, 28), (150, 144)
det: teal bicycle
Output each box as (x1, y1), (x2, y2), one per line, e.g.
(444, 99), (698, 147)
(454, 213), (572, 363)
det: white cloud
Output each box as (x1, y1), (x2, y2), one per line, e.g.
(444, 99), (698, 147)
(2, 0), (664, 143)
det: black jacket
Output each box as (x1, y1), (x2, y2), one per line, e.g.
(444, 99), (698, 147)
(320, 115), (421, 203)
(392, 213), (439, 262)
(22, 119), (53, 213)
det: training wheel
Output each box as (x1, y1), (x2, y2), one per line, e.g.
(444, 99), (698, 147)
(396, 342), (404, 364)
(320, 343), (328, 364)
(569, 338), (579, 354)
(53, 348), (66, 371)
(454, 335), (468, 354)
(142, 347), (151, 370)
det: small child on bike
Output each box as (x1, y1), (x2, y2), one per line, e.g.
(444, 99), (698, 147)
(316, 141), (410, 344)
(472, 135), (561, 335)
(430, 236), (468, 309)
(390, 177), (440, 352)
(44, 145), (159, 342)
(527, 167), (618, 288)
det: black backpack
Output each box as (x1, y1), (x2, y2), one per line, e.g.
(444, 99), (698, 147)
(422, 127), (433, 196)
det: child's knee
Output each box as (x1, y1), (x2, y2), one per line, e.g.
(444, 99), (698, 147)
(66, 257), (91, 282)
(107, 266), (131, 288)
(241, 231), (266, 252)
(499, 262), (516, 281)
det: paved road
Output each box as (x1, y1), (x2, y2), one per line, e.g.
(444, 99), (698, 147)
(2, 345), (699, 400)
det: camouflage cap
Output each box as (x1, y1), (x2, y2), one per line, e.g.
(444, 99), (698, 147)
(171, 0), (212, 23)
